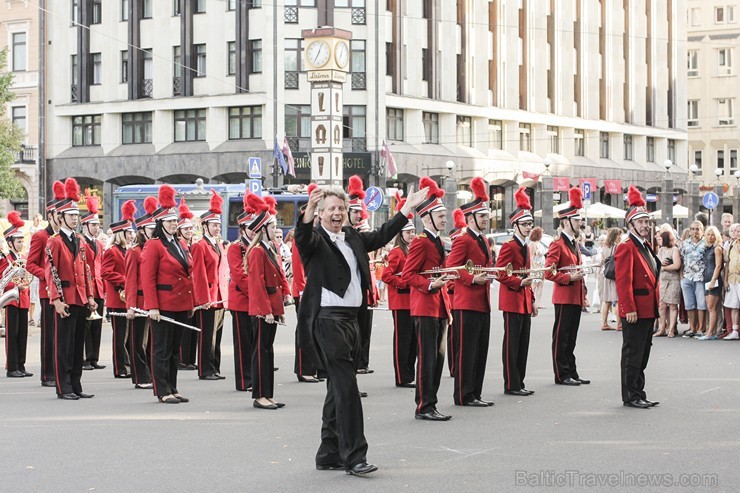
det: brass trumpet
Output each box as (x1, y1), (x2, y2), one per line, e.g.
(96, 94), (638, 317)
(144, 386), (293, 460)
(468, 263), (557, 279)
(119, 290), (126, 303)
(558, 264), (601, 275)
(419, 260), (474, 279)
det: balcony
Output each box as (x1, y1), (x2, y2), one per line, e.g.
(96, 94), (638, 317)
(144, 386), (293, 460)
(285, 71), (299, 90)
(352, 72), (366, 90)
(284, 6), (298, 23)
(141, 79), (153, 98)
(11, 145), (37, 165)
(173, 77), (182, 96)
(351, 137), (367, 152)
(352, 7), (366, 25)
(71, 84), (78, 103)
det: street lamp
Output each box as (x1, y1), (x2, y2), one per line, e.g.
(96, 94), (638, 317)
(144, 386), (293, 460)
(543, 157), (553, 175)
(662, 159), (674, 227)
(540, 157), (554, 232)
(712, 168), (724, 229)
(688, 164), (701, 224)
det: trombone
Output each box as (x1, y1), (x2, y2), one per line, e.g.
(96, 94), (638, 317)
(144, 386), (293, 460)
(419, 260), (474, 279)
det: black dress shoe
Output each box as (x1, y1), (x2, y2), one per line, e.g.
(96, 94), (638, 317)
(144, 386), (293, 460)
(21, 370), (33, 377)
(521, 389), (535, 395)
(396, 382), (415, 388)
(476, 398), (495, 406)
(271, 401), (286, 408)
(115, 373), (132, 379)
(7, 370), (24, 378)
(173, 394), (189, 403)
(253, 400), (278, 410)
(41, 380), (56, 387)
(504, 389), (531, 396)
(297, 375), (321, 383)
(316, 463), (345, 471)
(57, 393), (79, 400)
(575, 378), (591, 385)
(273, 367), (279, 371)
(556, 378), (581, 386)
(623, 399), (651, 409)
(416, 410), (452, 421)
(82, 364), (94, 371)
(346, 462), (378, 477)
(91, 363), (106, 370)
(645, 400), (660, 407)
(135, 383), (153, 389)
(215, 374), (226, 380)
(75, 392), (94, 398)
(359, 391), (368, 398)
(183, 364), (197, 371)
(463, 399), (490, 407)
(158, 395), (180, 404)
(200, 375), (220, 380)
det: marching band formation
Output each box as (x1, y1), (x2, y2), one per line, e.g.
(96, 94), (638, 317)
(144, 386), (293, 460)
(2, 175), (660, 476)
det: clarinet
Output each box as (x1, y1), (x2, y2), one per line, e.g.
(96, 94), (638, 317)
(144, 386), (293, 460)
(45, 245), (65, 304)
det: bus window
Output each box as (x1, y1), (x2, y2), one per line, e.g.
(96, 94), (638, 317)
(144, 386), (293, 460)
(228, 200), (242, 228)
(275, 201), (295, 229)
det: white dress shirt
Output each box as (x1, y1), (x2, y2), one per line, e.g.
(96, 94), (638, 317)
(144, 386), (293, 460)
(320, 225), (363, 307)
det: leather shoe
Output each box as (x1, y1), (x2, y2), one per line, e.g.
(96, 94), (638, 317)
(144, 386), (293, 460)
(416, 410), (452, 421)
(346, 462), (378, 477)
(75, 392), (94, 398)
(556, 378), (581, 386)
(316, 463), (344, 471)
(253, 400), (278, 410)
(135, 383), (153, 389)
(396, 382), (415, 388)
(504, 389), (531, 396)
(645, 399), (660, 407)
(463, 399), (490, 407)
(271, 401), (286, 408)
(91, 363), (106, 370)
(173, 394), (189, 403)
(82, 364), (94, 371)
(200, 375), (220, 380)
(57, 393), (79, 400)
(214, 373), (226, 380)
(21, 370), (33, 377)
(158, 395), (180, 404)
(297, 375), (321, 383)
(477, 398), (495, 406)
(623, 399), (651, 409)
(576, 378), (591, 385)
(359, 391), (368, 398)
(7, 370), (24, 378)
(41, 380), (56, 387)
(521, 388), (535, 395)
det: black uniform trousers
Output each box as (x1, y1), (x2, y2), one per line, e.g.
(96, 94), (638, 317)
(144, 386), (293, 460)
(149, 310), (186, 398)
(502, 312), (532, 392)
(414, 316), (447, 415)
(231, 310), (253, 391)
(213, 308), (225, 374)
(392, 309), (415, 385)
(126, 310), (151, 385)
(551, 304), (582, 383)
(108, 306), (130, 377)
(197, 308), (218, 377)
(620, 317), (654, 403)
(294, 297), (319, 377)
(452, 310), (490, 405)
(356, 305), (373, 370)
(53, 304), (87, 396)
(83, 297), (104, 367)
(179, 322), (198, 366)
(446, 290), (456, 378)
(40, 298), (55, 383)
(313, 307), (368, 469)
(251, 317), (277, 399)
(5, 305), (28, 373)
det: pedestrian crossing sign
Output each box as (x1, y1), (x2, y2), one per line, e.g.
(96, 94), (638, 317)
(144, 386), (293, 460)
(248, 157), (262, 178)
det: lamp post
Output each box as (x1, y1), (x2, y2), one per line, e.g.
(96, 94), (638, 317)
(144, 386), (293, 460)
(662, 159), (674, 227)
(540, 157), (554, 233)
(734, 171), (740, 222)
(689, 164), (701, 223)
(714, 168), (724, 229)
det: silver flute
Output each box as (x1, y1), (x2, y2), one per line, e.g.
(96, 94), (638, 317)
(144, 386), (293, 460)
(131, 307), (201, 332)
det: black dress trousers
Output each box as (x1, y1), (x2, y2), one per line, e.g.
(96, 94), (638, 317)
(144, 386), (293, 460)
(414, 316), (447, 415)
(109, 306), (130, 377)
(251, 317), (276, 399)
(502, 312), (532, 392)
(40, 298), (55, 383)
(197, 308), (217, 377)
(551, 304), (582, 382)
(231, 310), (253, 391)
(83, 298), (105, 367)
(127, 311), (151, 385)
(53, 305), (87, 396)
(4, 305), (28, 373)
(149, 310), (186, 398)
(452, 310), (490, 405)
(620, 317), (654, 403)
(392, 309), (415, 385)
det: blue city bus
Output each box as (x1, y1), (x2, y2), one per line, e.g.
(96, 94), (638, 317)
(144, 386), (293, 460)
(112, 182), (309, 241)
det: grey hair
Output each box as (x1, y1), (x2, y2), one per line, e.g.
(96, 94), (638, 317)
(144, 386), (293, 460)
(317, 188), (349, 212)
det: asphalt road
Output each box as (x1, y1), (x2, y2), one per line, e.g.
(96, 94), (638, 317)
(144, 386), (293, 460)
(1, 282), (738, 493)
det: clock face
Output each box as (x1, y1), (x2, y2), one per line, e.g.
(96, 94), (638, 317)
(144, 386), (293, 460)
(307, 40), (331, 68)
(335, 41), (349, 69)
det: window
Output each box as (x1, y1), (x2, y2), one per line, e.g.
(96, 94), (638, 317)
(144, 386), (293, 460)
(121, 50), (129, 82)
(729, 6), (736, 23)
(422, 48), (430, 81)
(351, 40), (366, 89)
(690, 7), (701, 26)
(195, 0), (206, 13)
(668, 139), (676, 163)
(718, 98), (734, 126)
(284, 39), (304, 73)
(489, 120), (502, 150)
(173, 46), (182, 78)
(122, 112), (152, 144)
(519, 123), (531, 152)
(143, 49), (153, 80)
(285, 105), (311, 138)
(229, 106), (262, 140)
(336, 0), (365, 6)
(718, 150), (726, 170)
(423, 112), (439, 144)
(343, 105), (366, 139)
(694, 150), (703, 169)
(11, 107), (27, 137)
(387, 108), (404, 141)
(687, 49), (699, 77)
(688, 100), (699, 127)
(72, 115), (102, 146)
(600, 132), (609, 158)
(11, 33), (26, 72)
(174, 109), (206, 142)
(90, 53), (102, 85)
(71, 54), (78, 85)
(547, 126), (560, 154)
(194, 44), (206, 77)
(227, 42), (236, 75)
(386, 42), (393, 76)
(173, 0), (181, 16)
(623, 134), (633, 161)
(716, 6), (725, 23)
(92, 0), (102, 23)
(647, 136), (655, 163)
(457, 116), (472, 146)
(121, 0), (129, 20)
(574, 129), (585, 156)
(719, 48), (733, 75)
(228, 0), (236, 10)
(285, 0), (317, 6)
(72, 0), (79, 24)
(251, 40), (262, 73)
(143, 0), (152, 18)
(731, 149), (738, 172)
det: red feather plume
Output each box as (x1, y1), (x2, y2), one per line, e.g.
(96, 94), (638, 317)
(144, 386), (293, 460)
(627, 185), (646, 207)
(419, 176), (445, 199)
(264, 196), (277, 215)
(453, 209), (466, 229)
(568, 187), (583, 210)
(242, 191), (253, 213)
(348, 175), (366, 199)
(178, 198), (193, 220)
(85, 196), (99, 215)
(395, 192), (413, 219)
(209, 189), (223, 214)
(470, 177), (489, 201)
(64, 178), (80, 202)
(143, 196), (158, 215)
(7, 211), (24, 229)
(360, 202), (369, 221)
(246, 193), (270, 215)
(121, 200), (137, 222)
(158, 184), (176, 209)
(514, 188), (532, 210)
(52, 181), (66, 201)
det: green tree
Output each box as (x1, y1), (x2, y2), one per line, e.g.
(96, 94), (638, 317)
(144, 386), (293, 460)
(0, 48), (26, 199)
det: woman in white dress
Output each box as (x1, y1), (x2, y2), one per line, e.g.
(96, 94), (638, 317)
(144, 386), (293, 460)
(528, 227), (547, 309)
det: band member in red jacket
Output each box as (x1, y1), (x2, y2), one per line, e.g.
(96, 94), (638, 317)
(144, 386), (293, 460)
(616, 187), (661, 409)
(177, 198), (198, 371)
(496, 188), (537, 396)
(446, 177), (494, 407)
(2, 212), (32, 378)
(246, 194), (290, 410)
(381, 194), (416, 388)
(544, 187), (589, 386)
(26, 180), (65, 387)
(125, 197), (158, 388)
(141, 185), (195, 404)
(46, 178), (96, 400)
(402, 177), (453, 422)
(191, 190), (228, 380)
(445, 208), (466, 378)
(80, 195), (109, 374)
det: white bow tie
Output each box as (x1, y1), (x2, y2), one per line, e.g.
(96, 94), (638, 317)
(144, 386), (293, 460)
(330, 231), (345, 242)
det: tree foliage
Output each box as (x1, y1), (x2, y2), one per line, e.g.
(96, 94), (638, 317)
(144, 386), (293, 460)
(0, 49), (26, 199)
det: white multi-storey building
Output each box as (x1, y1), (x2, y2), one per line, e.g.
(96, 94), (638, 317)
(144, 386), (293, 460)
(44, 0), (687, 227)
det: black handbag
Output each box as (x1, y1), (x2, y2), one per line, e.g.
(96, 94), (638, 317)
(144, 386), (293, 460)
(603, 255), (616, 280)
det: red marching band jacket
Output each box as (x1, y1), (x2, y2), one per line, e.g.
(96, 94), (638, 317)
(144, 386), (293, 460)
(191, 237), (228, 309)
(544, 234), (586, 306)
(124, 244), (145, 311)
(45, 233), (93, 306)
(495, 238), (534, 314)
(615, 235), (660, 319)
(101, 244), (127, 310)
(291, 241), (306, 299)
(0, 251), (30, 309)
(402, 233), (450, 319)
(83, 237), (105, 300)
(227, 238), (250, 313)
(381, 246), (410, 311)
(26, 226), (53, 300)
(248, 243), (290, 317)
(140, 238), (195, 312)
(446, 230), (492, 313)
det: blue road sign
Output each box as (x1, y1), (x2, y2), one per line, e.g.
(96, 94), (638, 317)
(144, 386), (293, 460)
(248, 179), (263, 197)
(582, 182), (592, 201)
(702, 192), (719, 210)
(248, 157), (262, 178)
(364, 186), (384, 212)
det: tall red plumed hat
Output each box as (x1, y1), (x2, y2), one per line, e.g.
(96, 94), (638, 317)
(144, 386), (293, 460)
(152, 184), (178, 222)
(46, 180), (66, 212)
(449, 209), (467, 240)
(460, 177), (490, 216)
(200, 189), (223, 223)
(625, 186), (649, 224)
(395, 191), (415, 231)
(3, 211), (25, 239)
(56, 178), (81, 215)
(80, 194), (100, 224)
(509, 188), (533, 224)
(135, 196), (158, 228)
(246, 194), (276, 232)
(347, 175), (366, 211)
(178, 198), (194, 229)
(416, 176), (446, 217)
(558, 187), (583, 219)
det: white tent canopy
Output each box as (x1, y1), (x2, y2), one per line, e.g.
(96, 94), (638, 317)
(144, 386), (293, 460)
(534, 202), (626, 219)
(649, 204), (689, 220)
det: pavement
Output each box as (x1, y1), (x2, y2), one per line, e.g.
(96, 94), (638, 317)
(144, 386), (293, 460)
(1, 282), (738, 493)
